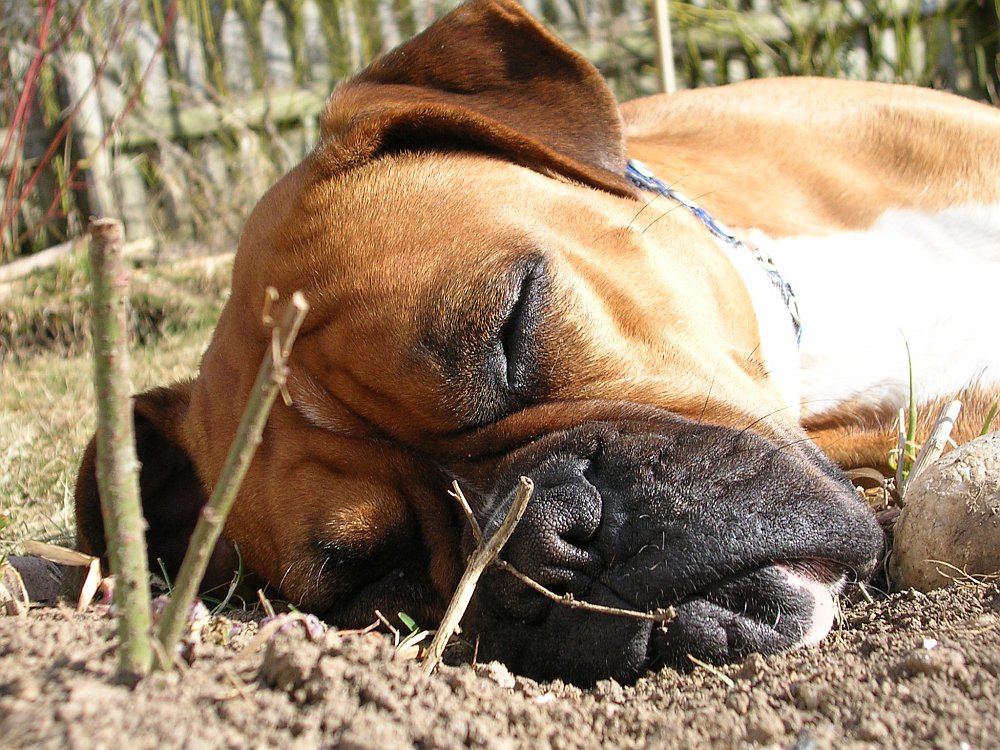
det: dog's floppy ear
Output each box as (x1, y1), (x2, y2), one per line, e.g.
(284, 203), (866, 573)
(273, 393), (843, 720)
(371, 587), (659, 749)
(74, 381), (238, 589)
(318, 0), (635, 197)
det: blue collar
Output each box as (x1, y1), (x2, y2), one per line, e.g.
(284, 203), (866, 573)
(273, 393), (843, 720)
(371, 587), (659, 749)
(626, 159), (802, 346)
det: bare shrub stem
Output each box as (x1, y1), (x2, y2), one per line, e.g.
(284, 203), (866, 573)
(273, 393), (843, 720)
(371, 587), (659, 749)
(156, 289), (308, 666)
(88, 217), (153, 678)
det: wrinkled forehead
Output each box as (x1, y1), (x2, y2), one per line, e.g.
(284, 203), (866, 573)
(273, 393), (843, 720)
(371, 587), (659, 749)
(235, 151), (653, 312)
(318, 152), (633, 262)
(263, 150), (731, 300)
(232, 148), (754, 371)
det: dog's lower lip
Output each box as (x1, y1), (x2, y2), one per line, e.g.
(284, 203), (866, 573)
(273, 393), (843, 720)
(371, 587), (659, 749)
(649, 558), (850, 667)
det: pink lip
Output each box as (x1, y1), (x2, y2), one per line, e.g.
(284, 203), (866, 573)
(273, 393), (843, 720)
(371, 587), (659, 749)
(774, 562), (845, 647)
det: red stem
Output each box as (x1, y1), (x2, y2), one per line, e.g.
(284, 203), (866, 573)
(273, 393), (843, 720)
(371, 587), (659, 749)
(0, 0), (57, 228)
(2, 0), (178, 251)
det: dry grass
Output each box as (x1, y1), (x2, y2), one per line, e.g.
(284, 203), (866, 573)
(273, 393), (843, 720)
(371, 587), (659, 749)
(0, 255), (226, 553)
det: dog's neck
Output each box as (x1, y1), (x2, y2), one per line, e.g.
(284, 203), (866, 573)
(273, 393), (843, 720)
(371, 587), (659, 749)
(635, 188), (1000, 425)
(627, 160), (803, 344)
(626, 159), (804, 419)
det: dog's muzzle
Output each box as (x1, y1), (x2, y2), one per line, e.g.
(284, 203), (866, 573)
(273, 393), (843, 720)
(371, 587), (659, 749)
(464, 415), (883, 685)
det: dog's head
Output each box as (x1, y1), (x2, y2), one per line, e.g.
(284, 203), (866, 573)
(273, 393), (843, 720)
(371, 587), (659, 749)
(75, 0), (882, 684)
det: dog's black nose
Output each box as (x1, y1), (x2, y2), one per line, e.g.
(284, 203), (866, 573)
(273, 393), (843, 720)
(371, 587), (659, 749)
(465, 417), (883, 685)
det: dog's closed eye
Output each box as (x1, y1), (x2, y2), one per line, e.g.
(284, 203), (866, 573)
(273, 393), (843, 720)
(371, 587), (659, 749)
(498, 259), (547, 398)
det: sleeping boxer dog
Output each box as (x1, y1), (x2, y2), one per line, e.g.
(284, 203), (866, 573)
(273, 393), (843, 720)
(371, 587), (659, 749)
(74, 0), (1000, 684)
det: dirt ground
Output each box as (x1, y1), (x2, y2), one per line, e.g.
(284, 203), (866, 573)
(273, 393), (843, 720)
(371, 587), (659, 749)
(1, 579), (998, 750)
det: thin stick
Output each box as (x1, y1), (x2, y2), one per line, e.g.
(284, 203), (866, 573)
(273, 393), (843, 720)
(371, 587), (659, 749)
(686, 654), (735, 688)
(88, 217), (153, 678)
(494, 560), (675, 624)
(422, 477), (535, 676)
(449, 481), (482, 547)
(156, 290), (309, 665)
(904, 400), (962, 491)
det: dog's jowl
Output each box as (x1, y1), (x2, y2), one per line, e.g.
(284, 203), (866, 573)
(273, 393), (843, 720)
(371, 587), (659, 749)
(74, 0), (1000, 684)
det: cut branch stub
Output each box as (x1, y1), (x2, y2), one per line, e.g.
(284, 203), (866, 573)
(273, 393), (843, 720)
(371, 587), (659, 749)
(155, 289), (309, 666)
(88, 217), (154, 678)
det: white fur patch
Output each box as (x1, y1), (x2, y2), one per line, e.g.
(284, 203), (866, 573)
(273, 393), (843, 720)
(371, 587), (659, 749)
(713, 238), (802, 419)
(762, 204), (1000, 419)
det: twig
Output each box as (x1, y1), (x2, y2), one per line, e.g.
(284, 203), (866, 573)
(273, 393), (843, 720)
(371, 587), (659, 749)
(373, 609), (400, 645)
(494, 560), (675, 624)
(686, 654), (735, 688)
(88, 217), (153, 678)
(424, 478), (675, 677)
(156, 289), (309, 666)
(903, 400), (962, 492)
(422, 477), (535, 677)
(449, 481), (482, 547)
(257, 589), (277, 619)
(927, 559), (999, 586)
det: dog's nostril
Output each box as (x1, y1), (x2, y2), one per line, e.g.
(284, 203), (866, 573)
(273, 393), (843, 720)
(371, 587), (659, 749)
(561, 519), (597, 547)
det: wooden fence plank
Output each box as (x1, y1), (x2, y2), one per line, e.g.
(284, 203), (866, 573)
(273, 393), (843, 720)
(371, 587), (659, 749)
(261, 0), (295, 88)
(411, 0), (435, 33)
(174, 15), (207, 96)
(93, 23), (156, 245)
(375, 0), (403, 51)
(221, 9), (254, 95)
(220, 11), (271, 209)
(131, 20), (176, 241)
(117, 86), (327, 147)
(63, 51), (115, 220)
(340, 0), (366, 73)
(302, 0), (332, 82)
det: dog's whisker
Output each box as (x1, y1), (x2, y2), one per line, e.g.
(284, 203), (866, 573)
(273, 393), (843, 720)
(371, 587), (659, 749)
(626, 190), (667, 232)
(638, 186), (730, 237)
(697, 371), (719, 426)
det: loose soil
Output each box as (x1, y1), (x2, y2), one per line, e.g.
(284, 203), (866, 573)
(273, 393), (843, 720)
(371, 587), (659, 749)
(2, 581), (998, 749)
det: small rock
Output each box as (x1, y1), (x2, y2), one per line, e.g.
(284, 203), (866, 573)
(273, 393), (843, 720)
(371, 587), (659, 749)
(259, 633), (322, 697)
(339, 706), (414, 750)
(901, 644), (966, 676)
(745, 707), (785, 745)
(4, 674), (40, 701)
(479, 661), (516, 689)
(592, 678), (626, 703)
(0, 563), (28, 616)
(891, 432), (1000, 591)
(6, 556), (63, 604)
(726, 689), (751, 714)
(738, 652), (769, 680)
(857, 717), (890, 742)
(795, 683), (823, 711)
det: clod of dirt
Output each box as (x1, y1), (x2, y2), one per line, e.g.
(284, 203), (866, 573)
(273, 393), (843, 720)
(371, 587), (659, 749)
(899, 639), (967, 676)
(891, 431), (1000, 590)
(258, 631), (324, 698)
